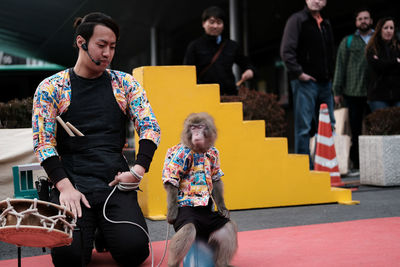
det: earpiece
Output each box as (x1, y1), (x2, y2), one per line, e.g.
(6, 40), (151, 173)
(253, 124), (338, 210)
(81, 42), (100, 66)
(81, 43), (88, 51)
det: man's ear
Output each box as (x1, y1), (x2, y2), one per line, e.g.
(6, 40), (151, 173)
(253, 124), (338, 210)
(202, 21), (207, 30)
(76, 35), (86, 49)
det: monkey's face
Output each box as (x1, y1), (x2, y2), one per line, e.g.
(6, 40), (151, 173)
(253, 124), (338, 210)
(190, 124), (209, 153)
(181, 113), (217, 153)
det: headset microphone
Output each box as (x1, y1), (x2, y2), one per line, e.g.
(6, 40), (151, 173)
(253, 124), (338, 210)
(81, 43), (101, 66)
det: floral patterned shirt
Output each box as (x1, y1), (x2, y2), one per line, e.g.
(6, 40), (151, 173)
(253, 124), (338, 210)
(32, 69), (161, 163)
(162, 143), (224, 207)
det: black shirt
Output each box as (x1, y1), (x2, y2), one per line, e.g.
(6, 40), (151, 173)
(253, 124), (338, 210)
(184, 34), (254, 95)
(42, 70), (156, 186)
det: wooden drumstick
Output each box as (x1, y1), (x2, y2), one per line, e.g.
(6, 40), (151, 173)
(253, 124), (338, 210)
(66, 122), (84, 136)
(56, 116), (75, 136)
(236, 78), (245, 87)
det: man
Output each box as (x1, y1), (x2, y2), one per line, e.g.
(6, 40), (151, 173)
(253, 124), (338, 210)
(32, 12), (160, 266)
(280, 0), (336, 169)
(332, 8), (373, 174)
(184, 6), (254, 96)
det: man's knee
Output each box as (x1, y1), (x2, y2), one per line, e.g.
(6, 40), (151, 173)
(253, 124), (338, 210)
(51, 245), (91, 267)
(110, 234), (150, 266)
(112, 246), (149, 267)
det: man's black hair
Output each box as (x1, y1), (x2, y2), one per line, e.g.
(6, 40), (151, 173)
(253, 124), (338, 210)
(354, 7), (371, 19)
(201, 6), (226, 23)
(73, 12), (119, 48)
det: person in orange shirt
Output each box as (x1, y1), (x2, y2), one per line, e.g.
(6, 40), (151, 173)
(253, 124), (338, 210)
(280, 0), (336, 169)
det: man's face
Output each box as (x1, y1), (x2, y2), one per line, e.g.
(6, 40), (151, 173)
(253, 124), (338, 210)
(84, 25), (117, 68)
(355, 11), (373, 33)
(305, 0), (327, 12)
(202, 16), (224, 36)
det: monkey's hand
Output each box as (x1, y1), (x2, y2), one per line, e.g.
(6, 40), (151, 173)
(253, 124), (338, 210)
(164, 183), (179, 224)
(212, 179), (230, 219)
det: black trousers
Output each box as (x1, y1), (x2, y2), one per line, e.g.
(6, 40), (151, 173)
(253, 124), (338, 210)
(173, 203), (229, 241)
(344, 95), (370, 169)
(50, 188), (149, 267)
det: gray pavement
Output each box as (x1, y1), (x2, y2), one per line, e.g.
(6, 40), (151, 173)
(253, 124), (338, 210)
(1, 176), (400, 261)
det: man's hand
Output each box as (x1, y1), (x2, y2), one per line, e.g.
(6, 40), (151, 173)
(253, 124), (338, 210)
(56, 178), (90, 219)
(241, 69), (254, 81)
(236, 69), (254, 87)
(108, 164), (144, 187)
(298, 73), (316, 82)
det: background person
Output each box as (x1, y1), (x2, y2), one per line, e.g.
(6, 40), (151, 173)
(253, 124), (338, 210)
(332, 7), (374, 173)
(365, 17), (400, 112)
(280, 0), (336, 169)
(32, 12), (161, 266)
(183, 6), (254, 96)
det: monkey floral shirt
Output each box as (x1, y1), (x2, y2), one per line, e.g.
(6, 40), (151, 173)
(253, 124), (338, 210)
(162, 143), (224, 207)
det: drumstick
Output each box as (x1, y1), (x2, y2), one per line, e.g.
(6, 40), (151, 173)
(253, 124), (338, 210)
(236, 78), (245, 87)
(56, 116), (75, 136)
(66, 122), (85, 136)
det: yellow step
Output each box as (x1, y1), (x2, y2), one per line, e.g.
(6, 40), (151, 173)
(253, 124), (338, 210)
(132, 66), (357, 220)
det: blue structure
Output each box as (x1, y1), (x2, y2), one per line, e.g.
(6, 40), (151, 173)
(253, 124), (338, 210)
(183, 239), (214, 267)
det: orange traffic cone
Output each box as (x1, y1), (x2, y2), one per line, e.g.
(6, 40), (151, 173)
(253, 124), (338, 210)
(314, 103), (344, 187)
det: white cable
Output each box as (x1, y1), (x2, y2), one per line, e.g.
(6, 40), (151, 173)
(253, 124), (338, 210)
(103, 185), (170, 267)
(158, 223), (171, 266)
(117, 182), (140, 191)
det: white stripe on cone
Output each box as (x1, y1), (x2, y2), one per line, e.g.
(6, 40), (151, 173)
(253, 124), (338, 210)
(314, 155), (338, 169)
(316, 134), (335, 147)
(319, 113), (330, 123)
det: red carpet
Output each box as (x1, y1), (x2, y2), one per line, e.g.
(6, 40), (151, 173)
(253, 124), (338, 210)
(1, 217), (399, 267)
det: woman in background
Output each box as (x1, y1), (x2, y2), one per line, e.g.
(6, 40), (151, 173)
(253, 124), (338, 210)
(366, 17), (400, 112)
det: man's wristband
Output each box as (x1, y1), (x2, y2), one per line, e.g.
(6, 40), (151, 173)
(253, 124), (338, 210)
(130, 168), (143, 181)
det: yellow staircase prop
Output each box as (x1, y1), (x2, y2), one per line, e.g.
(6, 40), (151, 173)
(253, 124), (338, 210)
(132, 66), (358, 220)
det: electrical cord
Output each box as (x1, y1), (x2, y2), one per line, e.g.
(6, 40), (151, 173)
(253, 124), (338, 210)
(103, 185), (171, 267)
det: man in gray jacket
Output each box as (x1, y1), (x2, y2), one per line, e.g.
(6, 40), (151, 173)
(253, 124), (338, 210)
(280, 0), (336, 169)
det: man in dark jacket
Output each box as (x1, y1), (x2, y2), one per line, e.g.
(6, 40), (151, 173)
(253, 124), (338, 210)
(184, 6), (254, 96)
(280, 0), (336, 169)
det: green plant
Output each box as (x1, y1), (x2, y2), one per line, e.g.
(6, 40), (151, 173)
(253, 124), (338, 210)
(0, 97), (33, 128)
(363, 106), (400, 135)
(221, 86), (286, 137)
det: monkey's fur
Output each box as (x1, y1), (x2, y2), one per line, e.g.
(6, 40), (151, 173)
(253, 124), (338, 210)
(163, 113), (238, 267)
(180, 112), (217, 153)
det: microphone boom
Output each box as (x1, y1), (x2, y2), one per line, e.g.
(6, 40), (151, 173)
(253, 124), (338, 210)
(82, 43), (100, 65)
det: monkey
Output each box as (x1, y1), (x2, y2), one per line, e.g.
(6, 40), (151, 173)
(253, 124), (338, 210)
(162, 112), (238, 267)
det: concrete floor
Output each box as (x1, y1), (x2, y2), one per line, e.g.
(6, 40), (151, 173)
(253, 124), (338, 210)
(1, 176), (399, 261)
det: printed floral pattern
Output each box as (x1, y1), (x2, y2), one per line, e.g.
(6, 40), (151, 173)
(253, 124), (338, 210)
(33, 69), (160, 162)
(162, 143), (224, 207)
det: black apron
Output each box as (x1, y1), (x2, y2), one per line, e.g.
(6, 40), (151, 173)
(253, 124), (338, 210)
(56, 69), (129, 193)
